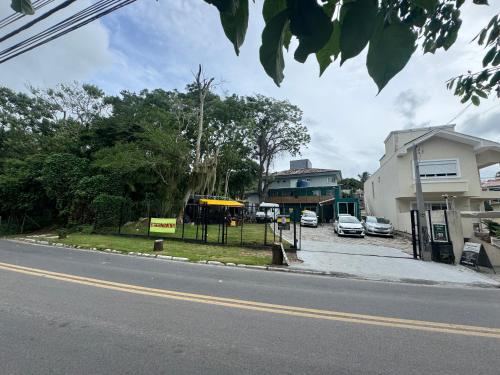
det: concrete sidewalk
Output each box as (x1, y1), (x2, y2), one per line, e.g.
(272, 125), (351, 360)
(290, 239), (498, 287)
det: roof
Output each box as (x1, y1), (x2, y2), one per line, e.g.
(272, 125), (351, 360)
(271, 168), (341, 177)
(383, 124), (455, 144)
(199, 199), (244, 207)
(396, 127), (500, 157)
(482, 179), (500, 188)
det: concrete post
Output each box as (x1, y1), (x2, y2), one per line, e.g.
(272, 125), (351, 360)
(446, 210), (464, 264)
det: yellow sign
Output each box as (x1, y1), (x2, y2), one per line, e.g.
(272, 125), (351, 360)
(150, 218), (176, 234)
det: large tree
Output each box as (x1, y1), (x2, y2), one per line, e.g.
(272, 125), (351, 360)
(245, 95), (310, 201)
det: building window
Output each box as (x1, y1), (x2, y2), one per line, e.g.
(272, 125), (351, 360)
(417, 159), (459, 178)
(410, 202), (448, 211)
(326, 176), (335, 183)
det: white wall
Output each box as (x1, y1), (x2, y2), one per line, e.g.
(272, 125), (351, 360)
(268, 174), (339, 189)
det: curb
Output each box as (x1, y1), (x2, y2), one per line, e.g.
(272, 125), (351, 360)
(9, 237), (500, 289)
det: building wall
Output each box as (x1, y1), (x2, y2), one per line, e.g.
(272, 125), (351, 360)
(268, 174), (339, 189)
(365, 136), (486, 233)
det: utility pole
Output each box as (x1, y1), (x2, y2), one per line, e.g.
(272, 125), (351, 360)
(413, 144), (432, 260)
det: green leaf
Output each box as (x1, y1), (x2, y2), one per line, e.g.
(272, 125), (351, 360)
(473, 0), (488, 4)
(259, 10), (290, 86)
(415, 0), (438, 11)
(339, 0), (378, 65)
(288, 0), (333, 63)
(471, 95), (480, 106)
(204, 0), (236, 14)
(493, 51), (500, 66)
(263, 0), (287, 22)
(367, 21), (417, 92)
(490, 71), (500, 85)
(475, 90), (487, 99)
(10, 0), (34, 15)
(316, 19), (341, 76)
(322, 0), (339, 18)
(482, 46), (496, 67)
(219, 0), (249, 55)
(477, 28), (487, 45)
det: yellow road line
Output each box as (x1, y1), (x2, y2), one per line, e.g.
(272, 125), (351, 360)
(0, 261), (499, 339)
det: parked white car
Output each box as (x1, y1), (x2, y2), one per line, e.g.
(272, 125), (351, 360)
(363, 216), (394, 237)
(300, 210), (318, 228)
(334, 215), (365, 237)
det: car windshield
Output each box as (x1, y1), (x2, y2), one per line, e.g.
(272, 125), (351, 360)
(303, 212), (316, 217)
(339, 216), (359, 223)
(366, 216), (390, 224)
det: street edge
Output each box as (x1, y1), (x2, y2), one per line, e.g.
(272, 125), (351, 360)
(9, 237), (500, 289)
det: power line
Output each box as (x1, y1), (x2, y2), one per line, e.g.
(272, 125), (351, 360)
(0, 0), (56, 29)
(0, 0), (138, 64)
(0, 0), (77, 44)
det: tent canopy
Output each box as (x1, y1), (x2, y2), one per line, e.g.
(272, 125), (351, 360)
(199, 198), (244, 207)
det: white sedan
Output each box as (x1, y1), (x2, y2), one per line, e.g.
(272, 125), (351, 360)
(334, 215), (365, 237)
(300, 211), (318, 228)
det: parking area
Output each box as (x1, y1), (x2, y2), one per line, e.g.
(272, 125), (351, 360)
(281, 224), (497, 286)
(294, 224), (413, 255)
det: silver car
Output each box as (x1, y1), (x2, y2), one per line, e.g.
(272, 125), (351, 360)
(363, 216), (394, 237)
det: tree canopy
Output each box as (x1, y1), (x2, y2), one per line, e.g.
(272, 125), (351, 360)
(0, 81), (310, 232)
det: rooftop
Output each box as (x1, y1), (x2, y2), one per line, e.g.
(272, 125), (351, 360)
(272, 168), (341, 177)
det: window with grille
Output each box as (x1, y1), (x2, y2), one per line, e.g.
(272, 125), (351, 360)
(417, 159), (459, 178)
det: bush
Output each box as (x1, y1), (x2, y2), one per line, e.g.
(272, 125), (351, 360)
(92, 194), (127, 229)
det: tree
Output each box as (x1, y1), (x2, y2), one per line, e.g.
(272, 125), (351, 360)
(339, 178), (362, 191)
(245, 95), (310, 201)
(358, 171), (371, 185)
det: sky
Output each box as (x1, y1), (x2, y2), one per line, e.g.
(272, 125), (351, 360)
(1, 0), (499, 179)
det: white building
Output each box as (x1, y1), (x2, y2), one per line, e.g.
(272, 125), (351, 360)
(364, 125), (500, 235)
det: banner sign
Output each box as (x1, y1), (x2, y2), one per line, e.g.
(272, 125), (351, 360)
(277, 215), (290, 230)
(432, 224), (448, 242)
(460, 242), (494, 270)
(150, 218), (176, 234)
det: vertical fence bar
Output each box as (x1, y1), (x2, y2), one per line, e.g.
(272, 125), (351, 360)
(444, 209), (451, 243)
(147, 201), (151, 238)
(117, 200), (124, 235)
(427, 209), (433, 243)
(410, 210), (418, 259)
(240, 210), (244, 246)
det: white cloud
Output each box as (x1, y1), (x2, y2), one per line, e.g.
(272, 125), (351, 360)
(0, 1), (114, 90)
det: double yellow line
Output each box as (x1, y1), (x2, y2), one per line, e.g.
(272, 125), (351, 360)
(1, 261), (499, 339)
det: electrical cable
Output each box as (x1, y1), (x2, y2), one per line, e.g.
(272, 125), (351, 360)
(0, 0), (56, 29)
(0, 0), (136, 63)
(0, 0), (77, 43)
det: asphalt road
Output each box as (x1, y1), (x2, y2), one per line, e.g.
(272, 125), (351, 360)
(1, 239), (500, 375)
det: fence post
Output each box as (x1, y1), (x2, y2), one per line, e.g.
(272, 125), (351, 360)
(147, 201), (151, 238)
(117, 200), (124, 235)
(240, 210), (244, 246)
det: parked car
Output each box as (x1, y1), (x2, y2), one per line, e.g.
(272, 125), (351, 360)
(300, 210), (318, 228)
(255, 203), (280, 223)
(363, 216), (394, 237)
(334, 215), (365, 237)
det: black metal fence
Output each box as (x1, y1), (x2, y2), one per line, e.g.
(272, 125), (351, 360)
(93, 201), (302, 249)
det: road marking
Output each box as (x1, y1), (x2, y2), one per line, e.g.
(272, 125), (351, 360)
(1, 261), (499, 339)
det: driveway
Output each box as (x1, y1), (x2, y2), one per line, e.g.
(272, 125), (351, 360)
(282, 225), (498, 287)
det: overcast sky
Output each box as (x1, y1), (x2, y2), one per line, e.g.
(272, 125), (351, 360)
(1, 0), (499, 179)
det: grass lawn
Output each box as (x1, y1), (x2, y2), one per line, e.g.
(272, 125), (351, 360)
(56, 233), (272, 266)
(116, 222), (286, 247)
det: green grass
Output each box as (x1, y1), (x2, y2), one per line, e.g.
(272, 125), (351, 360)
(56, 233), (272, 266)
(114, 222), (285, 247)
